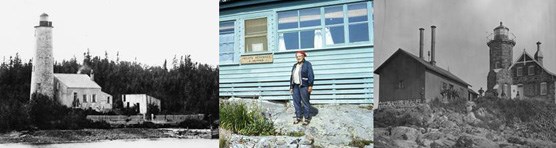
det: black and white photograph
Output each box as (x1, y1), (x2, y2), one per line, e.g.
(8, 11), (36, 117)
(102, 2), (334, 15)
(0, 0), (219, 147)
(373, 0), (556, 147)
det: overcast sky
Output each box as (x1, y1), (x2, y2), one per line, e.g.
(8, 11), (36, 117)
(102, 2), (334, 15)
(374, 0), (556, 99)
(0, 0), (218, 67)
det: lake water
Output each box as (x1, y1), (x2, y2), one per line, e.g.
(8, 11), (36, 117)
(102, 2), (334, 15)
(0, 138), (218, 148)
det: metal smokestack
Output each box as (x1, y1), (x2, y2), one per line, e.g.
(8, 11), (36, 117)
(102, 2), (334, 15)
(419, 28), (425, 59)
(430, 26), (436, 65)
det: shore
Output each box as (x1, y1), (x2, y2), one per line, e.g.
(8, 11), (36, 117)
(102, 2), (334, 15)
(0, 128), (214, 144)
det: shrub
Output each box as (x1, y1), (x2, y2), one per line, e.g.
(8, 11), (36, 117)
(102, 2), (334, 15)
(178, 118), (209, 129)
(349, 138), (373, 148)
(220, 102), (275, 136)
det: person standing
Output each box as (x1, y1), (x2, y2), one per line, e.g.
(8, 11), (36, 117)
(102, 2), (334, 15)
(290, 50), (314, 125)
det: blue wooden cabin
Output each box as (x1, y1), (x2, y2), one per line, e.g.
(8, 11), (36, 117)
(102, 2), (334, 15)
(219, 0), (374, 104)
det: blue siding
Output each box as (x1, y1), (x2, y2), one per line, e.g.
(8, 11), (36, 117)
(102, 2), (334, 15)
(220, 0), (373, 104)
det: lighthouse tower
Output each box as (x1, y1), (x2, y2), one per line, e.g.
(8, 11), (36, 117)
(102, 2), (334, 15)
(30, 13), (54, 99)
(486, 22), (515, 99)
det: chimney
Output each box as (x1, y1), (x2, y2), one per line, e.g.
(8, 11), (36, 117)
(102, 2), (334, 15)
(90, 69), (94, 81)
(419, 28), (425, 59)
(430, 25), (437, 65)
(535, 41), (544, 65)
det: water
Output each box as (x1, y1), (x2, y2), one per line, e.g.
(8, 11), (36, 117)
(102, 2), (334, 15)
(0, 138), (218, 148)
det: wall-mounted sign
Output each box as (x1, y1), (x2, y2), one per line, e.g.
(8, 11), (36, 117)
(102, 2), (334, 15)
(240, 54), (273, 64)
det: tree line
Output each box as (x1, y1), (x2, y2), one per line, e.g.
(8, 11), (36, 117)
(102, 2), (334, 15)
(0, 51), (219, 132)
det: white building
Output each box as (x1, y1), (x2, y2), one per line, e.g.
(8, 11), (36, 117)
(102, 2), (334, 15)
(54, 73), (113, 112)
(122, 94), (161, 114)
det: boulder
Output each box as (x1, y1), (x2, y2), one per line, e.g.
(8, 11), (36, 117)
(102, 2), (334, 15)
(391, 126), (420, 141)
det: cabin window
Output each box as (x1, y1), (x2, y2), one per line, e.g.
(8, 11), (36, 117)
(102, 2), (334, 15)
(107, 97), (110, 104)
(528, 65), (535, 75)
(83, 94), (87, 102)
(541, 82), (547, 95)
(245, 18), (268, 53)
(220, 21), (235, 63)
(495, 61), (500, 69)
(517, 67), (523, 76)
(347, 3), (369, 43)
(277, 2), (372, 50)
(92, 94), (96, 103)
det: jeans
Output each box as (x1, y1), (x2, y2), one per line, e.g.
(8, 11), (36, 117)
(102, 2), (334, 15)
(292, 84), (311, 119)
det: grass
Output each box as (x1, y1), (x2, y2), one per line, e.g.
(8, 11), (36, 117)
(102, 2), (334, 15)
(219, 137), (228, 148)
(219, 101), (276, 136)
(286, 131), (305, 137)
(358, 104), (374, 110)
(349, 138), (373, 148)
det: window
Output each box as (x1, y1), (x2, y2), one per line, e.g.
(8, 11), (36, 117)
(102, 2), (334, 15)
(83, 94), (87, 102)
(107, 97), (110, 104)
(92, 94), (96, 103)
(245, 18), (268, 53)
(495, 62), (500, 69)
(220, 21), (235, 63)
(517, 67), (523, 76)
(528, 65), (535, 75)
(278, 2), (371, 50)
(73, 92), (78, 107)
(347, 3), (370, 43)
(397, 80), (404, 89)
(541, 82), (547, 95)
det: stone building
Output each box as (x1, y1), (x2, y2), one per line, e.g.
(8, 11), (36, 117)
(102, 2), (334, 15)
(29, 13), (113, 112)
(30, 13), (55, 98)
(374, 26), (473, 103)
(486, 22), (515, 99)
(509, 42), (556, 103)
(486, 22), (556, 103)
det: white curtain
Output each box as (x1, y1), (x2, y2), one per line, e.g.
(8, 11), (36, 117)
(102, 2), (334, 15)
(314, 29), (322, 49)
(279, 33), (286, 51)
(324, 27), (334, 45)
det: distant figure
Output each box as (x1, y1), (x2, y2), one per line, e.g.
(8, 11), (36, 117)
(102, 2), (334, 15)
(478, 87), (484, 97)
(290, 50), (314, 125)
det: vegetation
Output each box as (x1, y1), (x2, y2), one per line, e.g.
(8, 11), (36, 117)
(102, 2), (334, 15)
(220, 102), (275, 136)
(349, 138), (373, 148)
(0, 51), (218, 132)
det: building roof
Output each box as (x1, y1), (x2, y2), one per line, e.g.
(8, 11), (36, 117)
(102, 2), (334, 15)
(54, 74), (101, 89)
(374, 48), (471, 87)
(509, 49), (556, 77)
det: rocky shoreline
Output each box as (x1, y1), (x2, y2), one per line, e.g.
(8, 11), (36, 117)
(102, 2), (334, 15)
(220, 99), (373, 147)
(0, 128), (213, 144)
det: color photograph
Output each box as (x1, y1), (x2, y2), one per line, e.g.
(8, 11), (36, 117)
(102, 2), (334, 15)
(219, 0), (374, 147)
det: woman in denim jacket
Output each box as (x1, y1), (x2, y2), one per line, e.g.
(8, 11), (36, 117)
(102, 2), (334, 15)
(289, 50), (314, 125)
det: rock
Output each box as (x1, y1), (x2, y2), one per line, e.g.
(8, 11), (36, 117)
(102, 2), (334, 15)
(463, 112), (481, 125)
(391, 126), (420, 141)
(455, 135), (497, 148)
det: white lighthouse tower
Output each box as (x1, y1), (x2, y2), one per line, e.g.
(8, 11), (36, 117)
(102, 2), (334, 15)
(30, 13), (54, 98)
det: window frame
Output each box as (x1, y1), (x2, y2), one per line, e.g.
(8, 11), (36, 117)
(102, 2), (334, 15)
(528, 65), (535, 76)
(276, 1), (372, 51)
(541, 82), (547, 95)
(219, 20), (236, 64)
(244, 17), (269, 53)
(517, 67), (523, 76)
(83, 94), (87, 103)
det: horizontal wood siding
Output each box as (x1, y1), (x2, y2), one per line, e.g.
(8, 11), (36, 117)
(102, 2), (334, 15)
(220, 46), (373, 104)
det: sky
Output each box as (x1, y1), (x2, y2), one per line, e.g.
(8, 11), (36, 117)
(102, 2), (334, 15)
(374, 0), (556, 99)
(0, 0), (218, 67)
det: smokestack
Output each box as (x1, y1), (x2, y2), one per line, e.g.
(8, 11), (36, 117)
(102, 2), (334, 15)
(430, 26), (436, 65)
(90, 69), (94, 81)
(419, 28), (425, 59)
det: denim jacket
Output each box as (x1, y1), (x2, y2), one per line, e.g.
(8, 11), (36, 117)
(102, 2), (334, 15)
(290, 60), (314, 89)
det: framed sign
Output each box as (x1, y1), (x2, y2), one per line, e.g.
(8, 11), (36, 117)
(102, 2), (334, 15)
(240, 54), (273, 64)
